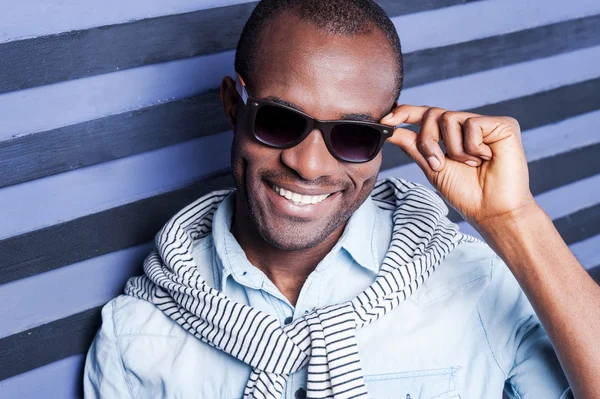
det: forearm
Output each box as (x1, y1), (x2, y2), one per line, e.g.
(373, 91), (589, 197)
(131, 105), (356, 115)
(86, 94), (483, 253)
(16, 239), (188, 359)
(476, 205), (600, 399)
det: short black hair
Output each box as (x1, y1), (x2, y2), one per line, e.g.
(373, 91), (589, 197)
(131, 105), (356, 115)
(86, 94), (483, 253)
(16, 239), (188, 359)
(234, 0), (403, 101)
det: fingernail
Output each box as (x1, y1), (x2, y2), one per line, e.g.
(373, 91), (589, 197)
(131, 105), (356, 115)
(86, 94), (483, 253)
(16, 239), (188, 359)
(465, 160), (479, 167)
(382, 112), (394, 121)
(427, 156), (441, 171)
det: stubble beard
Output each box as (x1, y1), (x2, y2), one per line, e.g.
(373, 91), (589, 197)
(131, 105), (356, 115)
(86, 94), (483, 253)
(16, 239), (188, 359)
(231, 134), (378, 252)
(237, 167), (355, 251)
(232, 167), (374, 253)
(245, 181), (354, 252)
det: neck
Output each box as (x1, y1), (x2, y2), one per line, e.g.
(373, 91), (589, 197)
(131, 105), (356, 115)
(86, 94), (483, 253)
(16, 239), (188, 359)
(231, 196), (344, 307)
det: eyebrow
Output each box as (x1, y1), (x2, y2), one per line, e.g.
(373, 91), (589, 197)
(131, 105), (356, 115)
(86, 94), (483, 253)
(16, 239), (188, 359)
(264, 95), (380, 123)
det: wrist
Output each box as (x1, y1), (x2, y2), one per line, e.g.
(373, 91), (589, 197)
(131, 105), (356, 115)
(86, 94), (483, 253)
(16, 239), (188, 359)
(473, 202), (556, 279)
(474, 200), (545, 240)
(474, 202), (549, 258)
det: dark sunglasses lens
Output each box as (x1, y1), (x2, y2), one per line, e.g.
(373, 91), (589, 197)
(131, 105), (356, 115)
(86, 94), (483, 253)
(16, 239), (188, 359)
(330, 124), (382, 162)
(254, 105), (308, 147)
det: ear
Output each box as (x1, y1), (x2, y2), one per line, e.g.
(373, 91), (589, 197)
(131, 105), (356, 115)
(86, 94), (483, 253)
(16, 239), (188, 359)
(220, 76), (240, 128)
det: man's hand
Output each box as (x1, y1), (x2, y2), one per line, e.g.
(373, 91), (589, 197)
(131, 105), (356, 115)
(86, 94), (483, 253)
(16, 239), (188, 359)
(381, 105), (537, 228)
(382, 105), (600, 398)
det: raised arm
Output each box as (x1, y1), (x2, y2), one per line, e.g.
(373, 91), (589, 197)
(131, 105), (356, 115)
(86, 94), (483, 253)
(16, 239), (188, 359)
(381, 105), (600, 398)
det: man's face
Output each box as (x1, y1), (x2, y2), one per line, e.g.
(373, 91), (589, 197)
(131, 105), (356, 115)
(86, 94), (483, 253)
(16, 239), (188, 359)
(229, 13), (398, 251)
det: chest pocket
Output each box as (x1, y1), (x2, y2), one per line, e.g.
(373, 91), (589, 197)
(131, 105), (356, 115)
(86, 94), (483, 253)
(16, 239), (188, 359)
(364, 367), (461, 399)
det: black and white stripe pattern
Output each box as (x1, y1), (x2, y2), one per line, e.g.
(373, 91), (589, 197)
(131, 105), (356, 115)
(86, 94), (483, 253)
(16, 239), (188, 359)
(125, 177), (478, 398)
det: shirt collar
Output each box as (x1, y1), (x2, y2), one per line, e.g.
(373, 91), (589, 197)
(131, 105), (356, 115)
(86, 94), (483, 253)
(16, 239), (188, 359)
(339, 195), (381, 274)
(211, 192), (260, 292)
(211, 191), (381, 292)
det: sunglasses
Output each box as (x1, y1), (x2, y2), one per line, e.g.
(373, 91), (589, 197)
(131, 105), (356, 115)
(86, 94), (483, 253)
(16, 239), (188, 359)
(235, 74), (394, 163)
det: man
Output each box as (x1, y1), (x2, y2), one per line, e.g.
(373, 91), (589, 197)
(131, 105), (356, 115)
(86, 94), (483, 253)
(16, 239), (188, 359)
(84, 0), (600, 398)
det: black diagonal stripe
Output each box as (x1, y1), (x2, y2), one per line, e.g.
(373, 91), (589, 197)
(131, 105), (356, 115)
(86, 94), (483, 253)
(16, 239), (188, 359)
(0, 172), (234, 285)
(0, 2), (256, 95)
(470, 78), (600, 133)
(0, 0), (484, 95)
(378, 0), (484, 16)
(589, 265), (600, 284)
(381, 77), (600, 171)
(554, 203), (600, 246)
(403, 14), (600, 89)
(0, 307), (102, 382)
(527, 143), (600, 197)
(0, 89), (226, 188)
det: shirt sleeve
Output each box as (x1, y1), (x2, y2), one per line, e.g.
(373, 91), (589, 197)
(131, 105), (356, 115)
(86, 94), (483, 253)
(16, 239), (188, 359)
(478, 253), (573, 399)
(83, 300), (134, 399)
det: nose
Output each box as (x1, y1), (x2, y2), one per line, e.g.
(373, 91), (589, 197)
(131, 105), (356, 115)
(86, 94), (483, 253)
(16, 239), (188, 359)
(280, 129), (339, 181)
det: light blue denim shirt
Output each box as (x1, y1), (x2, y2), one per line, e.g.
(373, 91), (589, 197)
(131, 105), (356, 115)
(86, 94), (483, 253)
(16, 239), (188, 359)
(84, 192), (571, 399)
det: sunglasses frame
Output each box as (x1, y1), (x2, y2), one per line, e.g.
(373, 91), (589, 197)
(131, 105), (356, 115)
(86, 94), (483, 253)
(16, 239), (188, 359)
(235, 73), (394, 163)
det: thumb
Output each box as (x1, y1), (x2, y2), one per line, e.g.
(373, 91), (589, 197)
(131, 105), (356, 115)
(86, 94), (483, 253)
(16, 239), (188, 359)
(386, 127), (436, 178)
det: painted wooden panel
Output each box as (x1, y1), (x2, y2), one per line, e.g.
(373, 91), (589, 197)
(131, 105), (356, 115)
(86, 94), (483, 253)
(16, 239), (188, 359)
(2, 48), (599, 242)
(1, 0), (599, 394)
(392, 0), (600, 53)
(0, 0), (478, 44)
(0, 173), (234, 284)
(455, 174), (600, 239)
(2, 16), (600, 189)
(0, 132), (233, 240)
(2, 98), (599, 286)
(0, 89), (230, 188)
(0, 243), (153, 338)
(0, 51), (235, 140)
(0, 0), (489, 94)
(520, 110), (600, 161)
(381, 77), (600, 170)
(0, 355), (84, 399)
(571, 234), (600, 269)
(0, 309), (101, 381)
(0, 3), (258, 94)
(404, 14), (600, 88)
(1, 1), (252, 42)
(3, 0), (600, 140)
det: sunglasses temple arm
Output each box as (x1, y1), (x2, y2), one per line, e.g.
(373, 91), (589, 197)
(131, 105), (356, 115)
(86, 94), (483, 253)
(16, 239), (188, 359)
(235, 74), (249, 105)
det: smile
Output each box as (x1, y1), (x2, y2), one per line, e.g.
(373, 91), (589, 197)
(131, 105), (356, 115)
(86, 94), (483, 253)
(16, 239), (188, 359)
(272, 185), (331, 206)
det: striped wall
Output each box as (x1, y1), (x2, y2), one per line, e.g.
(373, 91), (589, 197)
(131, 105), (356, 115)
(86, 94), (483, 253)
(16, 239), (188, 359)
(1, 0), (599, 397)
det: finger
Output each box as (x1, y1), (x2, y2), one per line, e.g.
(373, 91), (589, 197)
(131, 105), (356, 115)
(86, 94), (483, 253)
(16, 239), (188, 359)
(439, 111), (489, 167)
(462, 116), (529, 192)
(380, 104), (430, 126)
(386, 127), (435, 177)
(462, 117), (493, 160)
(418, 107), (447, 171)
(463, 116), (523, 158)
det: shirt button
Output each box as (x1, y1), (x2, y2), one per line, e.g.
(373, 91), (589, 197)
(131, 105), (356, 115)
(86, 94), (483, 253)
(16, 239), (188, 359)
(295, 388), (307, 399)
(284, 316), (293, 325)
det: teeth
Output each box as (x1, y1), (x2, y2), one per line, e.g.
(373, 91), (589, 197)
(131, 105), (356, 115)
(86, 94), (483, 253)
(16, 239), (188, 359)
(273, 185), (330, 206)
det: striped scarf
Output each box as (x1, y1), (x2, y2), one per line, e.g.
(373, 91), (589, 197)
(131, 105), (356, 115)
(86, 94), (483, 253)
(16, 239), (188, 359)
(125, 177), (477, 398)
